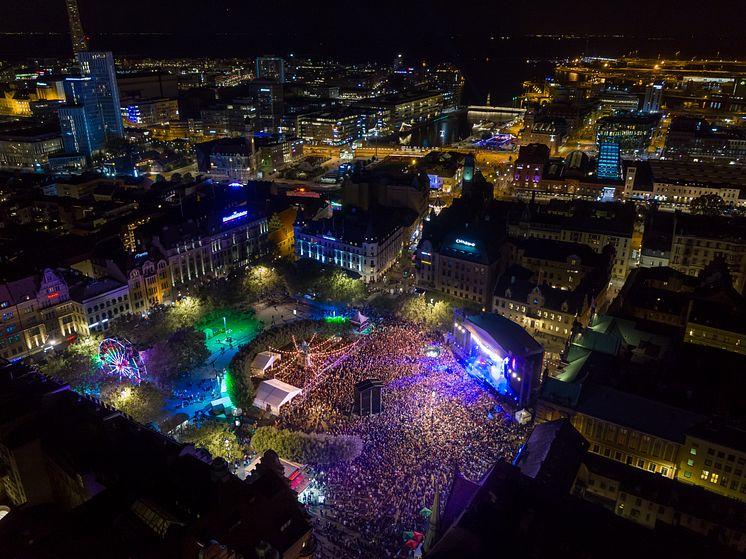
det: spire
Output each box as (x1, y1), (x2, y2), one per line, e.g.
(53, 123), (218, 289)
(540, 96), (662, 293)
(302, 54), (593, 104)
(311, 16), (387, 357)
(65, 0), (88, 55)
(423, 485), (441, 553)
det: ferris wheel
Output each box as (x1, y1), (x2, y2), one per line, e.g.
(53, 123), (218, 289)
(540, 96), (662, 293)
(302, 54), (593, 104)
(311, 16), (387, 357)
(98, 338), (145, 384)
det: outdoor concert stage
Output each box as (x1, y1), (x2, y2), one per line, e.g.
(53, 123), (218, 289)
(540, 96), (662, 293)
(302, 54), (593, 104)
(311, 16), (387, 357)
(452, 313), (544, 406)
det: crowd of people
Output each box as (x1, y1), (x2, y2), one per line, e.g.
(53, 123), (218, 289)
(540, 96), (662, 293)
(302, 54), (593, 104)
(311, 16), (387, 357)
(270, 322), (529, 558)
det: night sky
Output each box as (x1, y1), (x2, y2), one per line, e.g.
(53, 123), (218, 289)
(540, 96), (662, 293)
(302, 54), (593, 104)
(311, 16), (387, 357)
(2, 0), (745, 38)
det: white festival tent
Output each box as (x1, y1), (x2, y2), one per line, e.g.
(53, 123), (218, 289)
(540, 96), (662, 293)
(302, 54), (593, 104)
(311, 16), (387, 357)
(253, 378), (302, 415)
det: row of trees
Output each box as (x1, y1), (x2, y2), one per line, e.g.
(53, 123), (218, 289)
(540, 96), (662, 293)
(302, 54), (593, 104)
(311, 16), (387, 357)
(251, 426), (363, 464)
(180, 421), (244, 462)
(99, 381), (166, 424)
(279, 260), (367, 305)
(397, 295), (454, 332)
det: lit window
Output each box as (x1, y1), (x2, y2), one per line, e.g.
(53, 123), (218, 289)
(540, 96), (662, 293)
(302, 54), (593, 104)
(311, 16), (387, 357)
(701, 470), (710, 480)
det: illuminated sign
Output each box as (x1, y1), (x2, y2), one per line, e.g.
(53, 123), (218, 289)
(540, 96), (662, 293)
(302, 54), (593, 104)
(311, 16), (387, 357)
(287, 188), (321, 198)
(222, 210), (248, 223)
(455, 239), (476, 247)
(135, 251), (148, 258)
(322, 235), (337, 241)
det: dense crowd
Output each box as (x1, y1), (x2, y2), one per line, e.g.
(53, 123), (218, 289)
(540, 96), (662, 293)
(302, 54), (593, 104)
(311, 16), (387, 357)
(271, 322), (529, 558)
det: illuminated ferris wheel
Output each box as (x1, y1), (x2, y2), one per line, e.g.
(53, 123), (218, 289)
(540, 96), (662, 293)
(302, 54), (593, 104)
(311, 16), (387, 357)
(98, 338), (145, 384)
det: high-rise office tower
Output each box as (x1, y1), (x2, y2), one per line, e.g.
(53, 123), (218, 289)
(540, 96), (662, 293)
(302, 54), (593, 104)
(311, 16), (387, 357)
(58, 52), (123, 158)
(76, 51), (124, 139)
(642, 81), (664, 113)
(65, 0), (88, 54)
(596, 142), (621, 180)
(59, 77), (106, 156)
(255, 56), (285, 83)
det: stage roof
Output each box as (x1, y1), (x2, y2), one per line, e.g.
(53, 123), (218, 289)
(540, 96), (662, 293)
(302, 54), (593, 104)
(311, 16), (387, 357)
(467, 313), (543, 358)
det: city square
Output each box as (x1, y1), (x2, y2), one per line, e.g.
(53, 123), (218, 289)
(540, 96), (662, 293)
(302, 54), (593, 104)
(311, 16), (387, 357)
(250, 321), (529, 557)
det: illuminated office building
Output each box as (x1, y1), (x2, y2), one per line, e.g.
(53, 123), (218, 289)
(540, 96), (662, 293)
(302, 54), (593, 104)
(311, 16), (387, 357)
(59, 77), (105, 156)
(642, 81), (664, 113)
(596, 141), (621, 180)
(256, 56), (285, 83)
(295, 207), (417, 283)
(76, 51), (124, 139)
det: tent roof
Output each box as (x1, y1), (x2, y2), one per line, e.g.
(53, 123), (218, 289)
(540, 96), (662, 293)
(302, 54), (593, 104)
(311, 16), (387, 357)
(251, 351), (280, 371)
(351, 310), (369, 325)
(254, 378), (302, 408)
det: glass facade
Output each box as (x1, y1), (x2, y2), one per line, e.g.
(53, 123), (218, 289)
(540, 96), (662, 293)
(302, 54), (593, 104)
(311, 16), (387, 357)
(597, 141), (621, 180)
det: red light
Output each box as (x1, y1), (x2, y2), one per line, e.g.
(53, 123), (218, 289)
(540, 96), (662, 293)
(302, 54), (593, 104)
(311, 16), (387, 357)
(47, 293), (59, 299)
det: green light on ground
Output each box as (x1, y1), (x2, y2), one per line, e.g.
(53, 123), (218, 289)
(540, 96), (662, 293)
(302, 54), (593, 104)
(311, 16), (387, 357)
(324, 316), (349, 324)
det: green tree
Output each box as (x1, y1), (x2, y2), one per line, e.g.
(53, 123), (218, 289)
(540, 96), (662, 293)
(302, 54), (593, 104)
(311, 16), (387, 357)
(398, 296), (453, 331)
(251, 426), (362, 464)
(166, 296), (208, 331)
(181, 421), (244, 461)
(690, 194), (726, 216)
(244, 265), (282, 302)
(168, 328), (210, 373)
(37, 335), (103, 391)
(99, 380), (165, 424)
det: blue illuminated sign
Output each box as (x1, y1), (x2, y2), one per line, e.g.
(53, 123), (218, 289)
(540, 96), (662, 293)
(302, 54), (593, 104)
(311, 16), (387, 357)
(222, 210), (248, 223)
(455, 239), (476, 247)
(322, 235), (337, 241)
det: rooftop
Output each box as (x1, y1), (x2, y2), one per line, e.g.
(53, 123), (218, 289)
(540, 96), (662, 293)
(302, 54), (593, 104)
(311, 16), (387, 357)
(467, 313), (544, 358)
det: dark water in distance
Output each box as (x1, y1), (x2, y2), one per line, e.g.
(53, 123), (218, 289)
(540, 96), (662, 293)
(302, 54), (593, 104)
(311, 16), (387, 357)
(3, 33), (746, 105)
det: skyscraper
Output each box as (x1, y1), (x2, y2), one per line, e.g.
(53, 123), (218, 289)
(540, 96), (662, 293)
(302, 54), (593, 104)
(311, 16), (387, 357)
(255, 56), (285, 83)
(596, 141), (621, 180)
(642, 81), (664, 113)
(76, 51), (124, 139)
(59, 77), (105, 156)
(65, 0), (88, 54)
(58, 52), (123, 158)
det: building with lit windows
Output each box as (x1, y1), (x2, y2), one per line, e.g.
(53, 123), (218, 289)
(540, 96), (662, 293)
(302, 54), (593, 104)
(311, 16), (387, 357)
(493, 241), (614, 356)
(296, 109), (370, 146)
(75, 51), (123, 139)
(121, 98), (179, 127)
(59, 77), (105, 157)
(642, 81), (664, 113)
(624, 159), (746, 206)
(69, 276), (130, 334)
(677, 423), (746, 503)
(256, 56), (286, 83)
(65, 0), (88, 54)
(355, 90), (443, 133)
(150, 209), (269, 291)
(0, 122), (63, 170)
(509, 199), (635, 282)
(294, 206), (417, 283)
(596, 141), (621, 181)
(513, 143), (551, 190)
(668, 212), (746, 294)
(0, 269), (88, 360)
(249, 81), (283, 132)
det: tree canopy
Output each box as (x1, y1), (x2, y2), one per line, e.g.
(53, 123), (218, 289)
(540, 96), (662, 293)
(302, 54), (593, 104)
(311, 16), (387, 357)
(99, 380), (165, 424)
(251, 425), (362, 464)
(397, 296), (453, 332)
(180, 421), (244, 462)
(690, 194), (726, 216)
